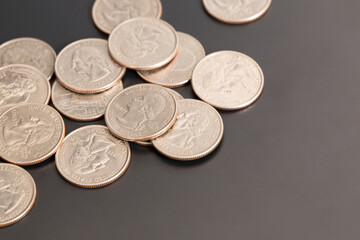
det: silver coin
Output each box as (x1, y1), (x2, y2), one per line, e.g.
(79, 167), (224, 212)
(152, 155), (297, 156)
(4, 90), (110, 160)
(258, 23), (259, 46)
(55, 38), (126, 94)
(203, 0), (272, 24)
(51, 79), (123, 121)
(108, 17), (179, 70)
(0, 163), (36, 227)
(105, 84), (178, 141)
(92, 0), (162, 34)
(152, 99), (224, 160)
(0, 103), (65, 165)
(55, 125), (131, 188)
(137, 32), (205, 87)
(0, 37), (56, 80)
(0, 64), (51, 116)
(192, 51), (264, 110)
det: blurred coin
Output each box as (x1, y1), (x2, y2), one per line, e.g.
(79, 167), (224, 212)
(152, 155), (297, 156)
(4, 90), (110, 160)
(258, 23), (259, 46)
(92, 0), (162, 34)
(192, 51), (264, 110)
(108, 17), (179, 70)
(0, 103), (65, 165)
(55, 38), (125, 94)
(0, 163), (36, 227)
(0, 37), (56, 80)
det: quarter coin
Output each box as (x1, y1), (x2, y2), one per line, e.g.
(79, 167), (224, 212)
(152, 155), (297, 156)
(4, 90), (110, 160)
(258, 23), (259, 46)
(55, 125), (131, 188)
(108, 17), (179, 70)
(55, 38), (125, 94)
(192, 51), (264, 110)
(0, 163), (36, 227)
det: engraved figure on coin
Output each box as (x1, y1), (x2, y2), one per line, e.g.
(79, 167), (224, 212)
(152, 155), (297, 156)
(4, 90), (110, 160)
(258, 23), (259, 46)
(214, 0), (253, 15)
(70, 134), (116, 175)
(102, 0), (145, 27)
(1, 47), (47, 72)
(0, 176), (25, 216)
(56, 90), (107, 113)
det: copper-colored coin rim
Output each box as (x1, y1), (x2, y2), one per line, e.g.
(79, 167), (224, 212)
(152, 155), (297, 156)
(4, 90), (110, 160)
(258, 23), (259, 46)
(135, 141), (153, 147)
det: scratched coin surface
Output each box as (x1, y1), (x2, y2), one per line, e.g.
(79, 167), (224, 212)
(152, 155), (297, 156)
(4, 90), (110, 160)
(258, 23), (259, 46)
(0, 103), (65, 165)
(152, 99), (224, 160)
(0, 163), (36, 227)
(105, 84), (178, 141)
(0, 38), (56, 80)
(0, 64), (51, 116)
(55, 38), (125, 93)
(108, 17), (179, 70)
(55, 125), (131, 188)
(137, 32), (205, 87)
(203, 0), (272, 24)
(192, 51), (264, 110)
(51, 79), (123, 121)
(92, 0), (162, 34)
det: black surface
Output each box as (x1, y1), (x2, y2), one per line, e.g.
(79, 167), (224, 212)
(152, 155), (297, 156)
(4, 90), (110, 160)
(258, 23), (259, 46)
(1, 0), (360, 239)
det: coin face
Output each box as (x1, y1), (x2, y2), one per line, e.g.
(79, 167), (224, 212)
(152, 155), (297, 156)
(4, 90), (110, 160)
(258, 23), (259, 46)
(92, 0), (162, 34)
(105, 84), (178, 141)
(0, 163), (36, 227)
(137, 32), (205, 87)
(0, 103), (65, 165)
(192, 51), (264, 110)
(203, 0), (272, 24)
(0, 38), (56, 80)
(108, 17), (179, 70)
(0, 64), (51, 115)
(55, 38), (125, 93)
(51, 79), (123, 121)
(55, 125), (131, 188)
(152, 99), (224, 160)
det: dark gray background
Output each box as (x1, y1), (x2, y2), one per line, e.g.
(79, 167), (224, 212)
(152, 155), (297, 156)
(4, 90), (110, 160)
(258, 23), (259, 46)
(1, 0), (360, 239)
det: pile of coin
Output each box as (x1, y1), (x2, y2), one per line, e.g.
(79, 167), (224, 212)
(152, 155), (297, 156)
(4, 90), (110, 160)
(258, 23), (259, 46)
(0, 0), (268, 227)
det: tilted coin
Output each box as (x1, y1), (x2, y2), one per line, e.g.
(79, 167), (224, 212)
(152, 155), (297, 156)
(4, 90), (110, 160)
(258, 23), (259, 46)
(55, 125), (131, 188)
(0, 163), (36, 227)
(203, 0), (272, 24)
(105, 84), (178, 141)
(108, 17), (179, 70)
(55, 38), (126, 93)
(92, 0), (162, 34)
(51, 79), (123, 121)
(192, 51), (264, 110)
(0, 37), (56, 80)
(0, 103), (65, 165)
(152, 99), (224, 160)
(137, 32), (205, 87)
(0, 64), (51, 116)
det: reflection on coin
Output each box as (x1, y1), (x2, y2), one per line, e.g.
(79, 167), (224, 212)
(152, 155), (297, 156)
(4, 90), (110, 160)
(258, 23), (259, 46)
(51, 80), (123, 121)
(203, 0), (272, 24)
(55, 38), (125, 94)
(0, 103), (65, 165)
(0, 163), (36, 227)
(105, 84), (178, 141)
(0, 38), (56, 80)
(192, 51), (264, 110)
(92, 0), (162, 34)
(137, 32), (205, 87)
(152, 99), (224, 160)
(0, 64), (51, 116)
(108, 17), (179, 70)
(55, 125), (131, 188)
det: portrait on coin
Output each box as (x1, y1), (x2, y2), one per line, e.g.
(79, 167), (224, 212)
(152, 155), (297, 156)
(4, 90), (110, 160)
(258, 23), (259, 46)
(0, 176), (25, 215)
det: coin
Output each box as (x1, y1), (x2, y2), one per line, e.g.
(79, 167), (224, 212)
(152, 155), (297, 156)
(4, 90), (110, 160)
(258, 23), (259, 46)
(0, 163), (36, 227)
(0, 64), (51, 116)
(51, 79), (123, 121)
(192, 51), (264, 110)
(0, 37), (56, 80)
(152, 99), (224, 160)
(92, 0), (162, 34)
(55, 125), (131, 188)
(108, 17), (179, 70)
(55, 38), (126, 94)
(137, 32), (205, 87)
(105, 84), (178, 141)
(203, 0), (272, 24)
(0, 103), (65, 165)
